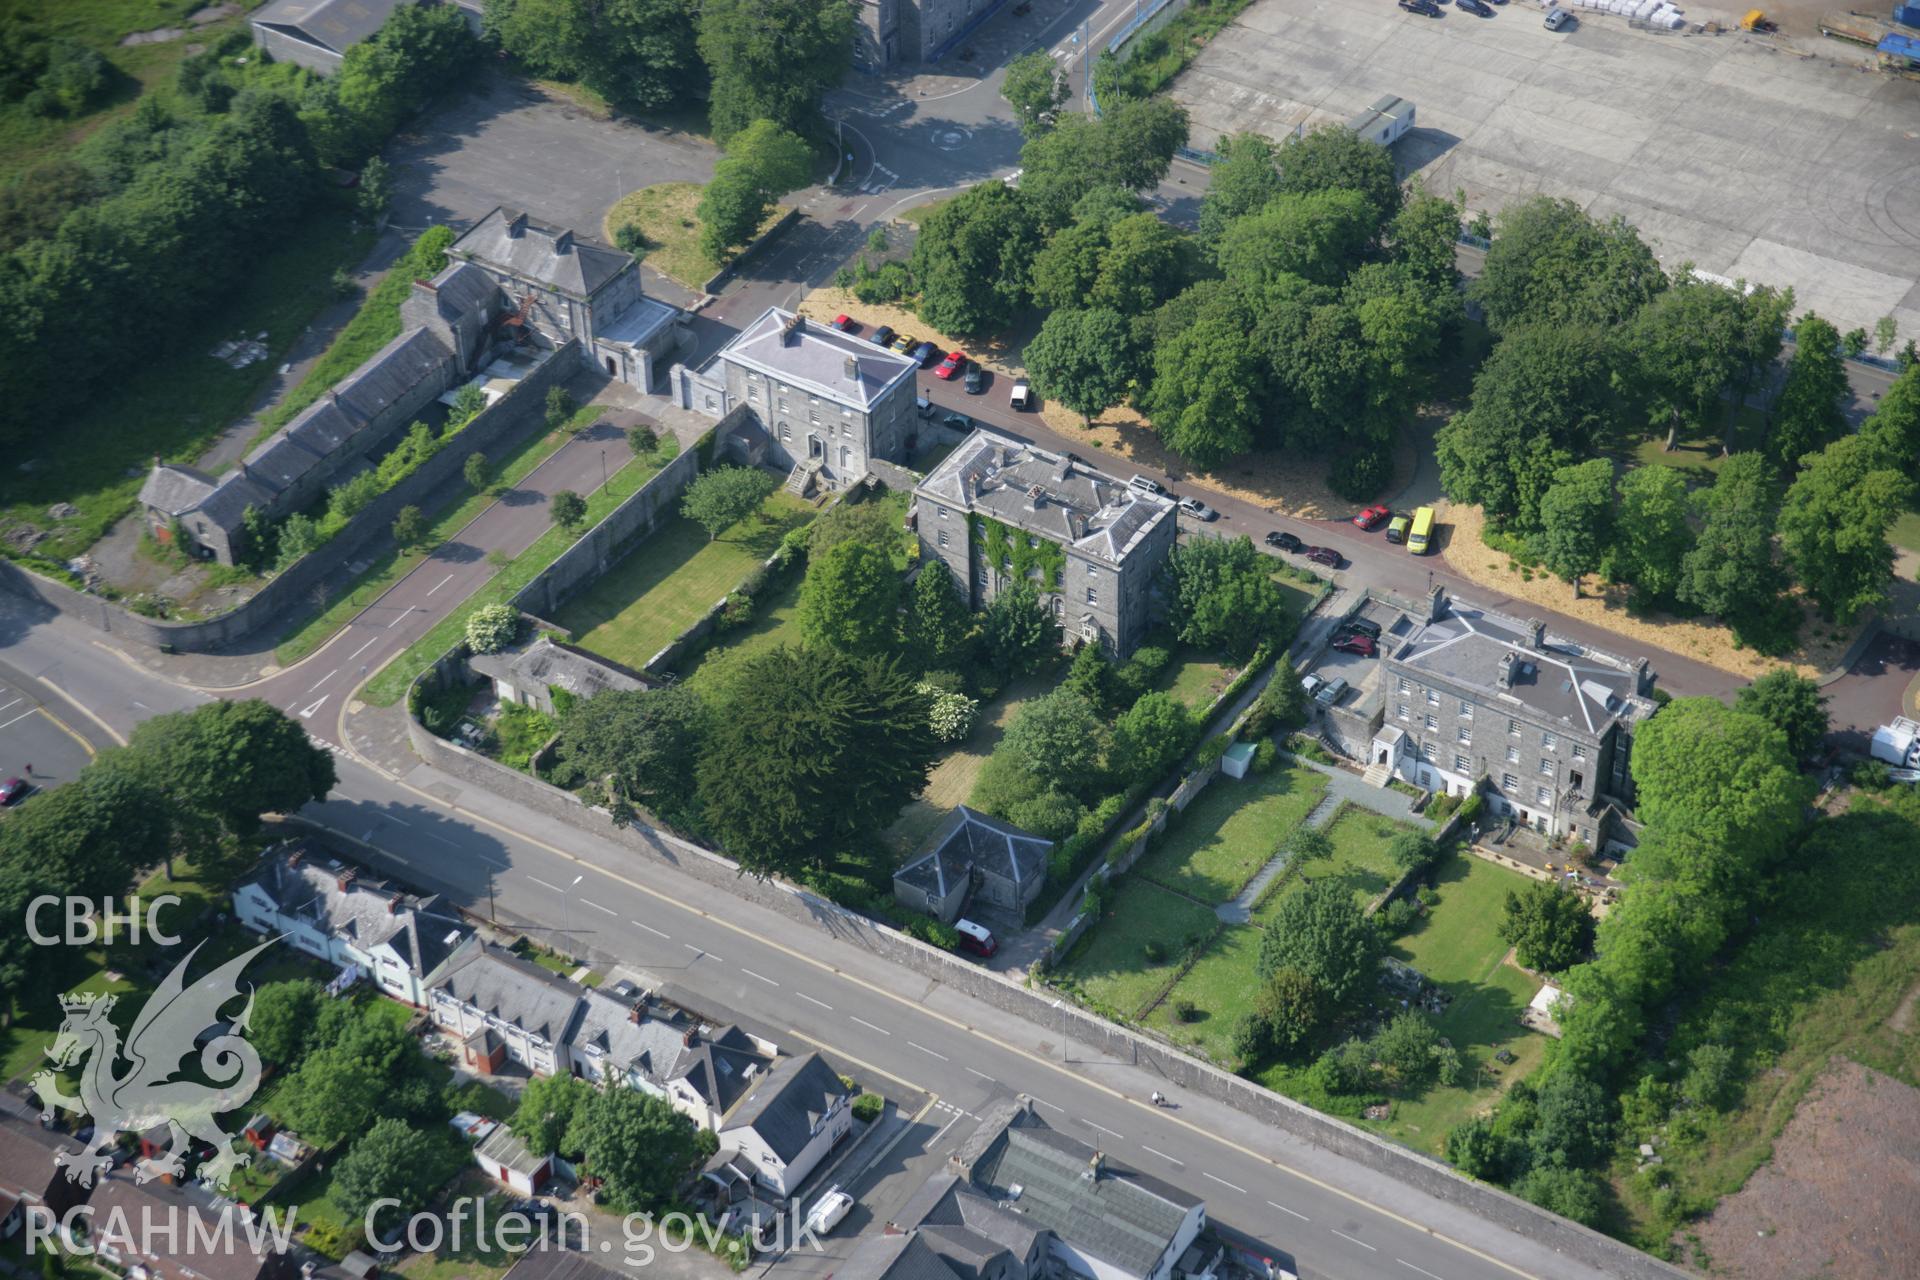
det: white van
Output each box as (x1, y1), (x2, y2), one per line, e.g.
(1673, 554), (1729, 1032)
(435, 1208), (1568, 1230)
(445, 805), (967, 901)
(1009, 379), (1032, 410)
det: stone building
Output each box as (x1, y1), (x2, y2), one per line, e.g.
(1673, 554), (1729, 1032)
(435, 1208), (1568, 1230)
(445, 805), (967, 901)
(853, 0), (1007, 67)
(680, 307), (920, 496)
(894, 805), (1050, 923)
(1374, 587), (1657, 847)
(911, 429), (1175, 659)
(250, 0), (412, 75)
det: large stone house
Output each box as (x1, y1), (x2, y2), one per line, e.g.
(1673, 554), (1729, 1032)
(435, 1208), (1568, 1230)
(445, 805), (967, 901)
(912, 430), (1176, 659)
(893, 805), (1050, 924)
(1372, 587), (1658, 847)
(677, 307), (920, 496)
(852, 0), (1003, 66)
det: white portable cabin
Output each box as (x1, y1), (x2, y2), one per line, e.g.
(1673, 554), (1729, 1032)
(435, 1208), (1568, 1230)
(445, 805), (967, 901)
(1345, 95), (1415, 147)
(1871, 716), (1920, 768)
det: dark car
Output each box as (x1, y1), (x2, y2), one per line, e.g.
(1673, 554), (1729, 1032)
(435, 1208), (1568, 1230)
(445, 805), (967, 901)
(1458, 0), (1493, 13)
(1304, 546), (1342, 569)
(1398, 0), (1441, 13)
(964, 366), (985, 394)
(871, 325), (895, 347)
(912, 341), (940, 366)
(1351, 504), (1391, 530)
(0, 777), (27, 806)
(1339, 617), (1383, 640)
(1264, 530), (1303, 553)
(1333, 633), (1378, 658)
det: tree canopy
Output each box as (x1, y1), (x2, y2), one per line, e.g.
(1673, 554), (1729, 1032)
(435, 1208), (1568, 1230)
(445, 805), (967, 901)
(1734, 669), (1830, 762)
(332, 1119), (462, 1238)
(571, 1085), (714, 1213)
(695, 0), (851, 143)
(1022, 308), (1136, 426)
(1768, 313), (1849, 471)
(1000, 49), (1064, 135)
(697, 119), (813, 261)
(1107, 691), (1195, 788)
(798, 539), (903, 657)
(681, 465), (777, 541)
(1470, 196), (1665, 334)
(1534, 458), (1614, 598)
(557, 686), (705, 825)
(1498, 880), (1595, 973)
(1612, 465), (1692, 606)
(483, 0), (702, 111)
(1778, 431), (1914, 623)
(1276, 123), (1402, 232)
(910, 181), (1043, 336)
(1677, 452), (1789, 644)
(999, 687), (1105, 799)
(1163, 535), (1295, 662)
(1257, 880), (1381, 1007)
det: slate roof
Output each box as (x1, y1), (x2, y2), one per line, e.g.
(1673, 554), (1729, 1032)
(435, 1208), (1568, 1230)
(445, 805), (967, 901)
(722, 1051), (849, 1163)
(963, 1108), (1197, 1278)
(468, 635), (650, 702)
(240, 841), (470, 977)
(1391, 600), (1654, 737)
(286, 397), (364, 457)
(139, 464), (218, 517)
(429, 940), (585, 1045)
(426, 262), (505, 322)
(897, 806), (1049, 901)
(569, 988), (768, 1112)
(89, 1171), (290, 1280)
(450, 207), (633, 300)
(252, 0), (405, 54)
(332, 326), (453, 420)
(897, 1172), (1045, 1268)
(244, 433), (326, 495)
(917, 430), (1174, 567)
(835, 1234), (969, 1280)
(719, 307), (917, 412)
(195, 472), (276, 532)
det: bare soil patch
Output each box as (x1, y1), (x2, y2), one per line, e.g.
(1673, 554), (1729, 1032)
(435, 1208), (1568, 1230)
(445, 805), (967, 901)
(1437, 501), (1859, 681)
(1692, 1058), (1920, 1280)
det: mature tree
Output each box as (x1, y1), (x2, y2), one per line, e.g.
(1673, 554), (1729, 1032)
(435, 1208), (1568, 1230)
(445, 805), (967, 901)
(463, 451), (492, 493)
(1023, 308), (1135, 426)
(1390, 186), (1463, 293)
(1631, 697), (1809, 886)
(978, 581), (1059, 674)
(1528, 1071), (1614, 1169)
(390, 504), (425, 549)
(1435, 324), (1616, 532)
(1498, 881), (1595, 973)
(1108, 691), (1196, 788)
(799, 540), (903, 657)
(1778, 432), (1914, 622)
(484, 0), (702, 112)
(1143, 285), (1265, 468)
(1288, 826), (1333, 869)
(1000, 688), (1105, 799)
(628, 424), (658, 458)
(1062, 641), (1117, 716)
(1769, 313), (1849, 470)
(1253, 967), (1323, 1055)
(1734, 669), (1830, 763)
(571, 1086), (713, 1213)
(1513, 1165), (1603, 1227)
(333, 1119), (460, 1237)
(696, 0), (851, 143)
(1257, 881), (1381, 1007)
(1256, 664), (1311, 732)
(807, 497), (902, 558)
(1000, 49), (1063, 134)
(557, 685), (706, 823)
(1676, 452), (1788, 637)
(902, 565), (974, 673)
(1862, 361), (1920, 463)
(250, 980), (324, 1068)
(1626, 275), (1756, 451)
(1386, 831), (1439, 875)
(1612, 465), (1692, 605)
(1471, 196), (1665, 334)
(1215, 189), (1376, 288)
(1198, 132), (1282, 246)
(1370, 1011), (1442, 1090)
(465, 602), (519, 654)
(512, 1072), (595, 1158)
(545, 385), (577, 429)
(1028, 216), (1110, 313)
(550, 489), (588, 533)
(281, 1013), (442, 1147)
(1093, 213), (1191, 316)
(681, 465), (777, 540)
(1276, 123), (1402, 230)
(1017, 97), (1187, 229)
(1534, 458), (1614, 599)
(910, 180), (1042, 335)
(697, 119), (813, 260)
(1163, 535), (1295, 662)
(696, 646), (937, 876)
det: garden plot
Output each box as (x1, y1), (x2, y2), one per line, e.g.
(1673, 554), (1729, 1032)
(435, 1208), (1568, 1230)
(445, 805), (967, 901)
(1133, 764), (1329, 904)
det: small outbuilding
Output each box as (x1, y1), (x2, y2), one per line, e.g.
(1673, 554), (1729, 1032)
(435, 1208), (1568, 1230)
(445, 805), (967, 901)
(468, 633), (651, 715)
(475, 1124), (553, 1196)
(893, 805), (1051, 924)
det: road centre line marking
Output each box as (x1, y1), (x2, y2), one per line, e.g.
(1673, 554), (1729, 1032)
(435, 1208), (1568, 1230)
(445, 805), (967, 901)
(0, 698), (21, 715)
(909, 1041), (949, 1061)
(0, 710), (35, 732)
(1267, 1201), (1309, 1221)
(349, 636), (380, 661)
(426, 573), (455, 596)
(741, 968), (779, 986)
(631, 921), (671, 939)
(1332, 1230), (1376, 1252)
(1141, 1145), (1180, 1164)
(1082, 1119), (1123, 1140)
(965, 1067), (994, 1082)
(797, 992), (833, 1010)
(305, 669), (338, 694)
(784, 1028), (927, 1095)
(1027, 1095), (1064, 1113)
(1203, 1173), (1246, 1194)
(1398, 1261), (1444, 1280)
(849, 1016), (892, 1036)
(683, 943), (707, 956)
(583, 900), (616, 915)
(526, 875), (561, 892)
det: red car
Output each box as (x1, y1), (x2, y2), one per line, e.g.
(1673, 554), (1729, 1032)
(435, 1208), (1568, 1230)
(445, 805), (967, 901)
(1332, 633), (1378, 657)
(832, 313), (858, 332)
(934, 350), (967, 380)
(1304, 546), (1342, 569)
(1352, 504), (1391, 530)
(0, 777), (27, 806)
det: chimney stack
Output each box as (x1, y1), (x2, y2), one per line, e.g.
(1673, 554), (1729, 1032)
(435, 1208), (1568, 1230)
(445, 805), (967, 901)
(1497, 650), (1515, 690)
(1427, 584), (1448, 622)
(1634, 657), (1652, 696)
(507, 211), (527, 238)
(683, 1027), (699, 1048)
(1528, 618), (1546, 650)
(1026, 483), (1044, 512)
(781, 313), (804, 346)
(337, 869), (356, 894)
(844, 356), (859, 382)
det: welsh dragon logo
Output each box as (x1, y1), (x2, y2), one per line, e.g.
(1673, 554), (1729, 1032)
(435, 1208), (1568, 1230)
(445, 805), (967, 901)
(30, 939), (273, 1190)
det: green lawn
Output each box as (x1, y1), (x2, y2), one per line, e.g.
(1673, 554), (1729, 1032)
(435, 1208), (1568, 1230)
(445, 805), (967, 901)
(1622, 405), (1768, 487)
(678, 564), (806, 694)
(1132, 764), (1329, 904)
(884, 666), (1059, 858)
(359, 446), (672, 706)
(1053, 879), (1220, 1021)
(601, 183), (787, 291)
(1156, 648), (1233, 712)
(1143, 920), (1260, 1062)
(559, 489), (815, 670)
(1, 206), (372, 565)
(1299, 804), (1419, 911)
(1891, 510), (1920, 555)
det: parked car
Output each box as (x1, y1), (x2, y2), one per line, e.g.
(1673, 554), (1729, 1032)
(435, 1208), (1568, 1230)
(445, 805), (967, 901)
(805, 1188), (855, 1236)
(1332, 633), (1378, 657)
(1301, 673), (1325, 699)
(1314, 676), (1350, 707)
(871, 325), (895, 347)
(911, 341), (940, 366)
(1009, 379), (1033, 410)
(832, 313), (858, 332)
(1178, 496), (1218, 521)
(1127, 474), (1164, 497)
(964, 366), (986, 394)
(1339, 617), (1383, 640)
(1458, 0), (1493, 14)
(0, 777), (26, 806)
(954, 918), (997, 958)
(1265, 529), (1303, 553)
(935, 350), (966, 380)
(1544, 5), (1572, 28)
(1351, 504), (1391, 531)
(1304, 546), (1342, 569)
(1385, 514), (1411, 545)
(1398, 0), (1441, 14)
(891, 333), (918, 354)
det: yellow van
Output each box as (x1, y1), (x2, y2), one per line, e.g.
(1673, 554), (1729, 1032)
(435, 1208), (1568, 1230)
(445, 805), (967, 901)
(1407, 506), (1435, 555)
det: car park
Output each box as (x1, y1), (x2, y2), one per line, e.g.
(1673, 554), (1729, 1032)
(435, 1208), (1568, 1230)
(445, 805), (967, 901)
(1351, 504), (1390, 530)
(891, 333), (918, 354)
(935, 350), (966, 379)
(1398, 0), (1441, 14)
(871, 325), (895, 347)
(964, 366), (985, 394)
(805, 1188), (855, 1236)
(1332, 633), (1378, 657)
(1304, 546), (1342, 568)
(955, 918), (997, 957)
(1314, 676), (1350, 707)
(1178, 497), (1218, 521)
(1010, 379), (1032, 410)
(1128, 474), (1164, 496)
(1264, 530), (1303, 553)
(1338, 617), (1383, 640)
(912, 341), (940, 366)
(0, 777), (26, 806)
(832, 314), (858, 332)
(1301, 673), (1325, 699)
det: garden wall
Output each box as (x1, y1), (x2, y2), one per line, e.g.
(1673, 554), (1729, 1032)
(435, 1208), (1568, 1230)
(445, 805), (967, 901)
(398, 700), (1685, 1280)
(0, 342), (581, 653)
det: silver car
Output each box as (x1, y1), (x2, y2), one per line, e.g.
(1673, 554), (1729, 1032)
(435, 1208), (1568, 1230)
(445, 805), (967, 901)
(1544, 6), (1572, 29)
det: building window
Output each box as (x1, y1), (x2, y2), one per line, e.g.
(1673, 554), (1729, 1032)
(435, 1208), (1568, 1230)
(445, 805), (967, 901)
(1454, 753), (1470, 772)
(1543, 731), (1558, 750)
(1572, 744), (1587, 760)
(1424, 715), (1438, 731)
(1086, 587), (1097, 605)
(779, 424), (791, 441)
(808, 409), (820, 425)
(1460, 700), (1473, 718)
(937, 506), (948, 520)
(1426, 690), (1439, 706)
(937, 530), (949, 548)
(1539, 757), (1554, 776)
(1506, 745), (1519, 764)
(1397, 703), (1409, 721)
(809, 395), (819, 407)
(747, 385), (760, 403)
(1501, 773), (1518, 792)
(777, 398), (789, 414)
(1397, 677), (1411, 694)
(1509, 719), (1521, 736)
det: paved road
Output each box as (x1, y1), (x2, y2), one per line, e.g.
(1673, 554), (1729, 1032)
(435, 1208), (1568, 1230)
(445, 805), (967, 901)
(0, 658), (103, 797)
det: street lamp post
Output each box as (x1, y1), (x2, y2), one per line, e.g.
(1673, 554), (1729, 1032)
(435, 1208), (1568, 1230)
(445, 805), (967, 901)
(1052, 999), (1067, 1063)
(560, 873), (583, 960)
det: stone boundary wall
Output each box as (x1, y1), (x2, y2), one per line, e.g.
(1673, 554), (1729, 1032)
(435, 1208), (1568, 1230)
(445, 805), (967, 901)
(700, 209), (804, 296)
(0, 342), (580, 653)
(398, 704), (1683, 1280)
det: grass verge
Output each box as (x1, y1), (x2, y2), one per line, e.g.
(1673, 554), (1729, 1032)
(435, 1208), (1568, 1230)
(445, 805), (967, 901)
(1053, 878), (1221, 1021)
(602, 183), (786, 291)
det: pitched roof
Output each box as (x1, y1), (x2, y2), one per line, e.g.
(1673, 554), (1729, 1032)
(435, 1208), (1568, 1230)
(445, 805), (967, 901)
(570, 987), (771, 1112)
(835, 1234), (971, 1280)
(477, 1123), (550, 1177)
(428, 940), (585, 1045)
(285, 396), (365, 457)
(450, 207), (633, 300)
(718, 307), (918, 412)
(195, 472), (276, 533)
(425, 261), (505, 323)
(239, 840), (469, 977)
(252, 0), (407, 54)
(88, 1171), (290, 1280)
(722, 1051), (850, 1163)
(897, 806), (1050, 901)
(468, 635), (650, 702)
(139, 464), (219, 517)
(333, 325), (453, 419)
(243, 432), (326, 495)
(897, 1172), (1045, 1268)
